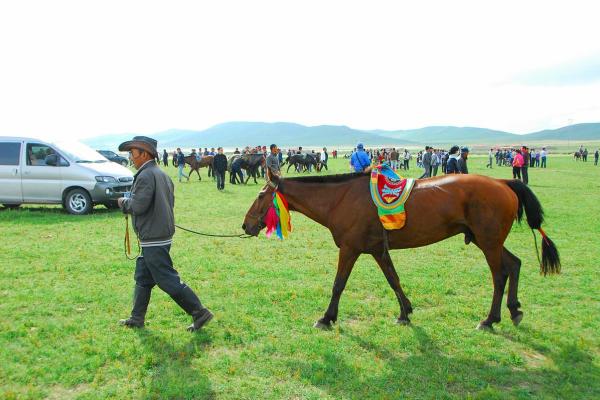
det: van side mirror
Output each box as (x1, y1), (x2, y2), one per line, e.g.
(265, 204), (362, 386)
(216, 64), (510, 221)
(45, 154), (58, 166)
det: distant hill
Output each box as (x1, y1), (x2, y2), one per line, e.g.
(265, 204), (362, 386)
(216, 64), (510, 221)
(371, 126), (517, 144)
(82, 121), (600, 150)
(525, 123), (600, 141)
(83, 122), (415, 150)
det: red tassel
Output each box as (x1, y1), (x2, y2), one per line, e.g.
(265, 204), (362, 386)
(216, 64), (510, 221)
(264, 206), (279, 238)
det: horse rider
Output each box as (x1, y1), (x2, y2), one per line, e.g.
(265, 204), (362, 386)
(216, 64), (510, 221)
(117, 136), (213, 331)
(350, 143), (371, 173)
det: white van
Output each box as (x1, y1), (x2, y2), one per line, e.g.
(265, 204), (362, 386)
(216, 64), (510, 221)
(0, 137), (134, 214)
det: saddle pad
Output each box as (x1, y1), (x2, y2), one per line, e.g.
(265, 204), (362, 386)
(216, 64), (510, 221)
(370, 164), (415, 230)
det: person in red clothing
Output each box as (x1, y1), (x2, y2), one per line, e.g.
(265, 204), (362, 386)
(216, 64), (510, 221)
(512, 149), (524, 181)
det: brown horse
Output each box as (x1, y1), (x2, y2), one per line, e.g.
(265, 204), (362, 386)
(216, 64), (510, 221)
(185, 155), (214, 180)
(242, 172), (560, 330)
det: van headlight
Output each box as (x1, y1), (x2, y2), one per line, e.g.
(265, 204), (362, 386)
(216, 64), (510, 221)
(95, 176), (117, 183)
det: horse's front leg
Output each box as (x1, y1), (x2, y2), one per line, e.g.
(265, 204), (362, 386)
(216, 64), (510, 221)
(315, 247), (359, 330)
(372, 251), (413, 324)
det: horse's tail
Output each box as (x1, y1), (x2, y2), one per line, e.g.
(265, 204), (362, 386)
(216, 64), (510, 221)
(505, 179), (561, 275)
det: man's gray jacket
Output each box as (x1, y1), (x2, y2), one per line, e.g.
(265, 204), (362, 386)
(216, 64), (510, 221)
(122, 160), (175, 246)
(422, 151), (432, 167)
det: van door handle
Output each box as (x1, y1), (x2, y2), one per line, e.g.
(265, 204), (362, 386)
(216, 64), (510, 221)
(13, 168), (18, 176)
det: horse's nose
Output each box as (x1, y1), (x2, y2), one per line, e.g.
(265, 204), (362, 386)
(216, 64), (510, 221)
(242, 224), (246, 230)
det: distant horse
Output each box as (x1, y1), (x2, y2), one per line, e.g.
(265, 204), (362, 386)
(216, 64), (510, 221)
(573, 151), (582, 161)
(316, 153), (328, 172)
(243, 173), (560, 331)
(227, 154), (266, 184)
(185, 155), (214, 180)
(285, 154), (317, 173)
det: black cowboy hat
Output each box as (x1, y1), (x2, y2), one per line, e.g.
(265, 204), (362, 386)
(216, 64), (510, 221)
(118, 136), (158, 158)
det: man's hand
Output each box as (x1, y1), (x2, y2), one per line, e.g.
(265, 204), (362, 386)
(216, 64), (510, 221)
(117, 197), (126, 208)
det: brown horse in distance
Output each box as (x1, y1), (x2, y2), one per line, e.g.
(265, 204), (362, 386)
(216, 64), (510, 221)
(185, 155), (214, 181)
(242, 172), (560, 330)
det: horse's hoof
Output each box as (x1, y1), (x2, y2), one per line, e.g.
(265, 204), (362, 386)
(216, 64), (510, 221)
(396, 318), (411, 325)
(313, 320), (332, 330)
(511, 312), (524, 326)
(476, 322), (493, 331)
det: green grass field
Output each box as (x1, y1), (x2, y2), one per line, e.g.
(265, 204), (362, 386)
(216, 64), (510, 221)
(1, 156), (599, 399)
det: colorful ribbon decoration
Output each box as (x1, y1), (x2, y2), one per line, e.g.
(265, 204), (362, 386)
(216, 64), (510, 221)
(265, 191), (292, 239)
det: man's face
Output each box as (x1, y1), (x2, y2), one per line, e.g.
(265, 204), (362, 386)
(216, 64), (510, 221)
(218, 148), (223, 154)
(271, 146), (278, 154)
(129, 148), (149, 169)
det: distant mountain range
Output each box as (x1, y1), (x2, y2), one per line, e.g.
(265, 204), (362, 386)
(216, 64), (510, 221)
(82, 121), (600, 150)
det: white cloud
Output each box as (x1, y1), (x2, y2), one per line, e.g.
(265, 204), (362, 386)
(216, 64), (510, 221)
(0, 0), (599, 139)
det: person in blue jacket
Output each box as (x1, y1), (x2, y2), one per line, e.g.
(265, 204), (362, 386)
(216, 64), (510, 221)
(350, 143), (371, 172)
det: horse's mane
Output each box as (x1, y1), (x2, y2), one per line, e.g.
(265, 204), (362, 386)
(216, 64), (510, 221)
(284, 172), (368, 184)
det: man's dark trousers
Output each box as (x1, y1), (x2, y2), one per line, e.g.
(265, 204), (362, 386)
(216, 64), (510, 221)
(521, 166), (529, 185)
(132, 245), (206, 322)
(215, 170), (225, 190)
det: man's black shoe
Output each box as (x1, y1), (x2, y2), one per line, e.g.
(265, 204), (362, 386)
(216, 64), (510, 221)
(187, 309), (213, 332)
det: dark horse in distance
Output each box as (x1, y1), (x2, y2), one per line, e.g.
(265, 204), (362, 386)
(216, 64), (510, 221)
(283, 153), (318, 173)
(243, 172), (560, 330)
(185, 155), (214, 181)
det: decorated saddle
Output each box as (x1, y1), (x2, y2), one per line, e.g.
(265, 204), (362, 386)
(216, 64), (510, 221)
(370, 164), (415, 230)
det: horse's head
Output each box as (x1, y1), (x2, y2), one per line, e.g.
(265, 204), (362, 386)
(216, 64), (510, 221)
(242, 174), (281, 236)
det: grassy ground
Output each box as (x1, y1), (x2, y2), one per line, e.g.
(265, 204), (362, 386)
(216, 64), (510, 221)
(1, 156), (598, 399)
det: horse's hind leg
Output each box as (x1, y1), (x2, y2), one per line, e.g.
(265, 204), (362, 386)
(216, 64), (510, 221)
(315, 247), (359, 330)
(477, 245), (507, 330)
(372, 251), (413, 324)
(503, 247), (523, 325)
(195, 169), (201, 181)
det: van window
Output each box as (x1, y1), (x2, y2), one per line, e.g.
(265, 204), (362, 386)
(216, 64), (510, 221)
(26, 143), (59, 167)
(0, 142), (21, 165)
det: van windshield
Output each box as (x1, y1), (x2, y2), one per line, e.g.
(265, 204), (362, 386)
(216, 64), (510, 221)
(53, 141), (108, 163)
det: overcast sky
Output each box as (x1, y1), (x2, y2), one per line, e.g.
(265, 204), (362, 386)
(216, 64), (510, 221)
(1, 0), (599, 140)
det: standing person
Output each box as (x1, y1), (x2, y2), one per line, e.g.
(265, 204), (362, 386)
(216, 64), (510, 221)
(233, 147), (241, 155)
(541, 147), (547, 168)
(445, 145), (461, 174)
(520, 146), (530, 185)
(457, 147), (469, 174)
(176, 148), (188, 182)
(512, 149), (524, 180)
(403, 149), (411, 170)
(535, 150), (540, 167)
(162, 149), (169, 167)
(350, 143), (371, 172)
(431, 150), (440, 176)
(419, 146), (432, 178)
(117, 136), (213, 331)
(266, 144), (281, 184)
(389, 148), (398, 170)
(172, 150), (177, 167)
(213, 147), (228, 191)
(594, 149), (599, 166)
(487, 148), (494, 168)
(319, 147), (328, 171)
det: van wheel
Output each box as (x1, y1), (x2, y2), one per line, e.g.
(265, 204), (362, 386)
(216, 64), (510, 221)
(2, 204), (21, 209)
(121, 160), (128, 167)
(64, 189), (92, 215)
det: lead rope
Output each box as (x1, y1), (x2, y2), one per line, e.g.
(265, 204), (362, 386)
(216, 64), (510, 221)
(124, 214), (141, 260)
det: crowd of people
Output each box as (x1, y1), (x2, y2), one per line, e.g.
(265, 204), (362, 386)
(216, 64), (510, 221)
(151, 145), (338, 189)
(140, 141), (600, 191)
(348, 145), (470, 177)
